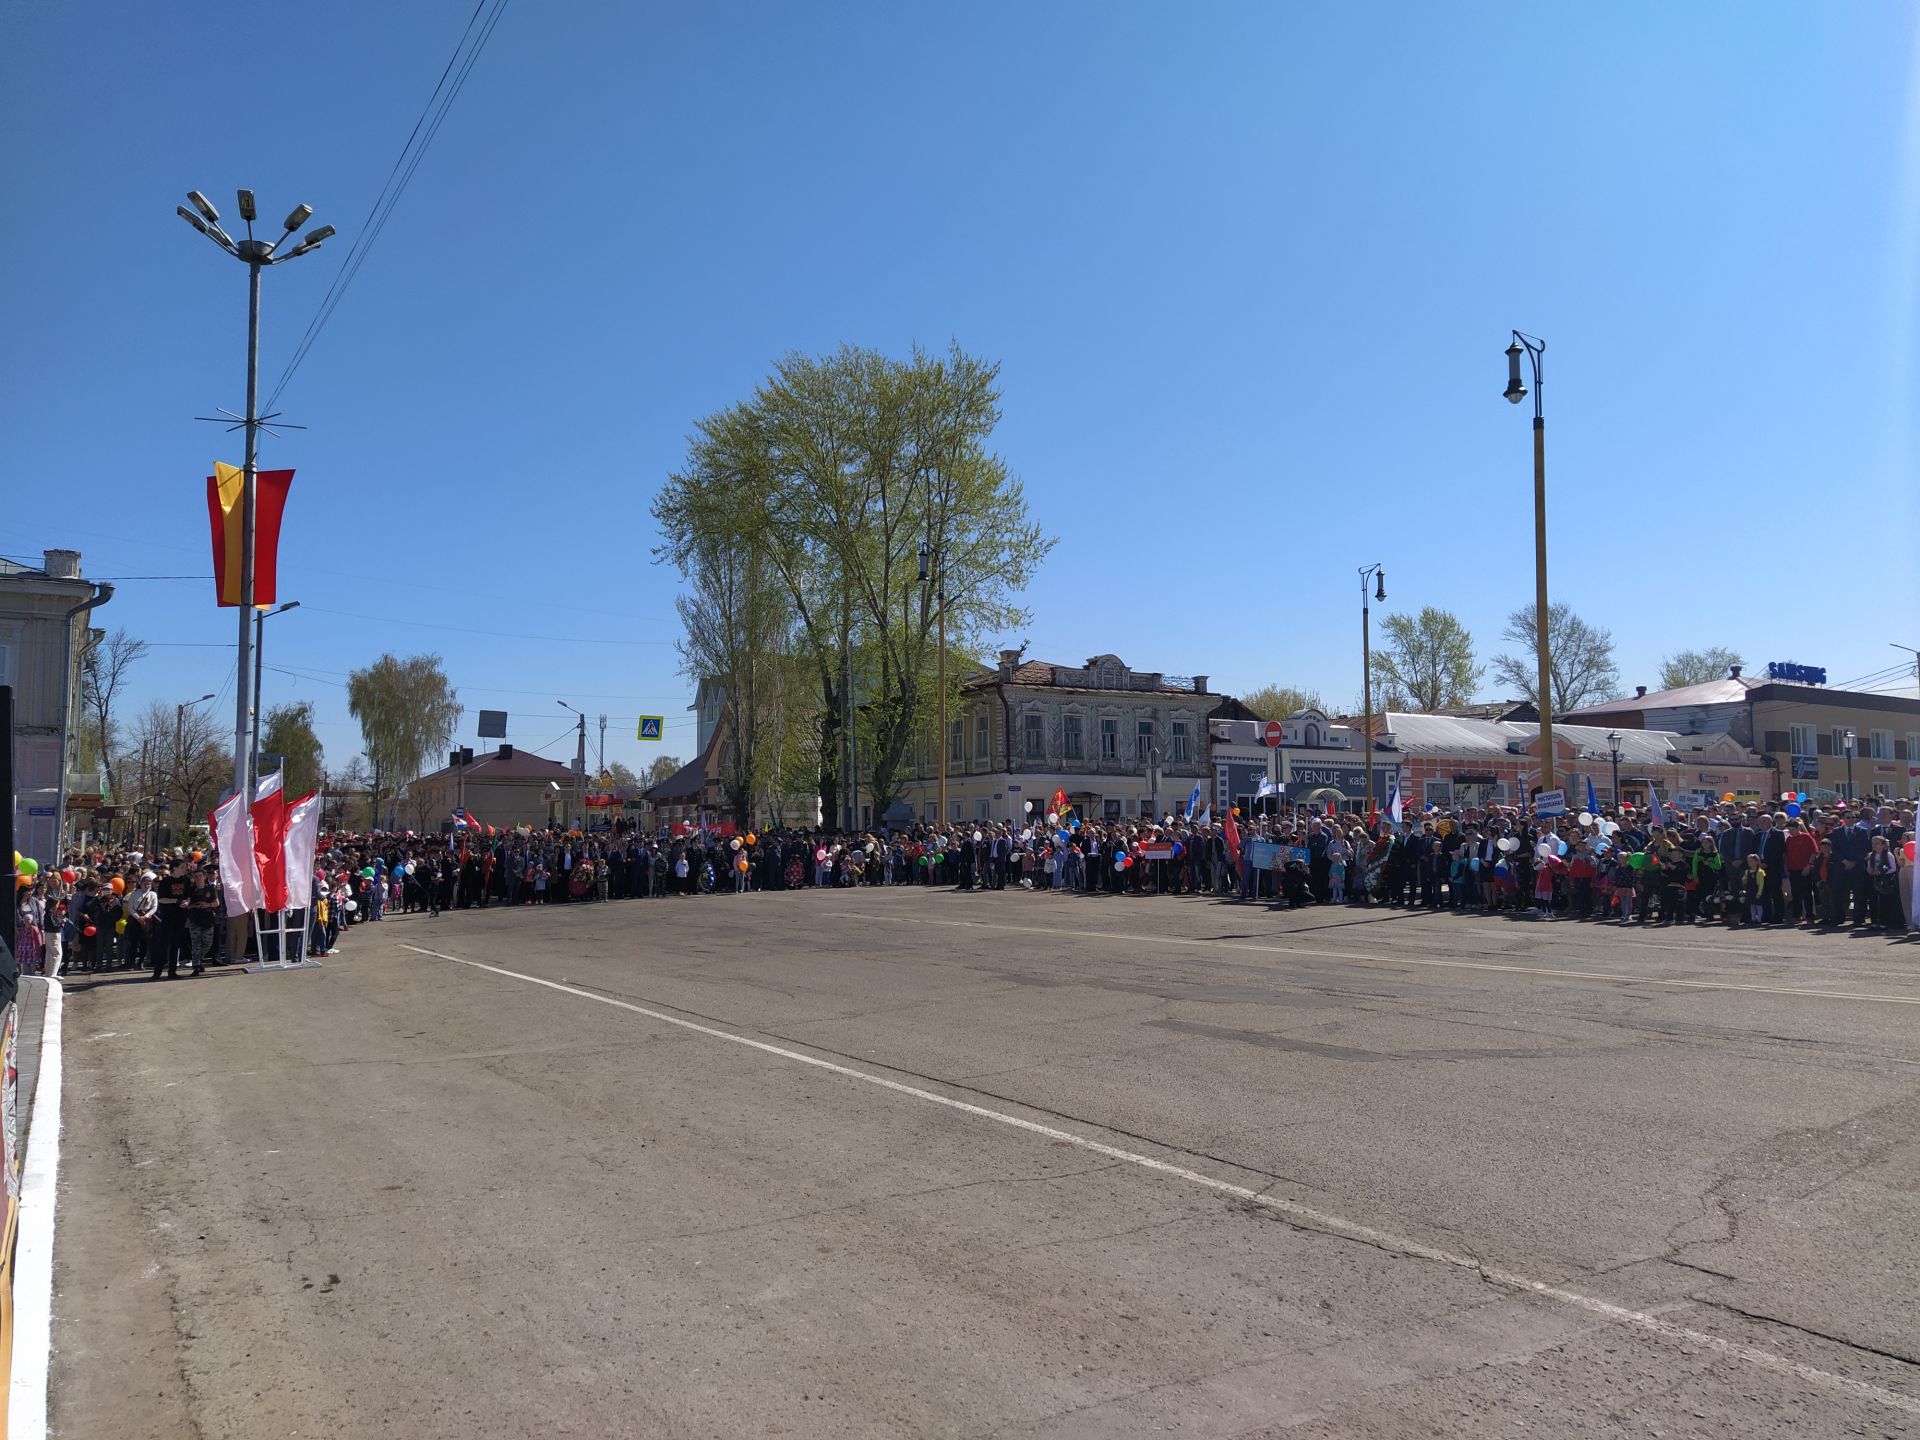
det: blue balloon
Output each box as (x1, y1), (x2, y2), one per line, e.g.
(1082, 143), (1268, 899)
(1556, 837), (1568, 856)
(1069, 818), (1081, 831)
(1785, 802), (1801, 817)
(1056, 831), (1070, 845)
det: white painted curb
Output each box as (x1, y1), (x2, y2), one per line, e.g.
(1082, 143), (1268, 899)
(10, 979), (62, 1440)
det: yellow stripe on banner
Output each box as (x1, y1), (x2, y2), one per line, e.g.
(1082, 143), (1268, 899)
(214, 461), (245, 606)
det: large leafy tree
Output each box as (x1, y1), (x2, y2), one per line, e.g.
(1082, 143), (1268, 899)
(1658, 647), (1744, 690)
(346, 654), (461, 830)
(260, 701), (325, 798)
(654, 344), (1053, 818)
(1372, 608), (1483, 712)
(1491, 602), (1620, 713)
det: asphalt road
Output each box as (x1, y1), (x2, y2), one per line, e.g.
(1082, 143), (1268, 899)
(50, 888), (1920, 1438)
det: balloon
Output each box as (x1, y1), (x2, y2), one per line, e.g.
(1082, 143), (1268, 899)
(1556, 837), (1568, 856)
(1056, 831), (1070, 846)
(1070, 819), (1081, 831)
(1593, 839), (1610, 854)
(934, 853), (945, 864)
(1785, 802), (1801, 818)
(1906, 840), (1916, 863)
(1497, 837), (1517, 853)
(1536, 840), (1554, 859)
(1046, 811), (1058, 824)
(1024, 801), (1033, 813)
(82, 925), (96, 938)
(60, 869), (76, 884)
(1171, 842), (1184, 858)
(14, 876), (29, 890)
(746, 833), (757, 846)
(730, 838), (741, 850)
(1231, 807), (1240, 816)
(1781, 790), (1794, 802)
(1723, 792), (1735, 803)
(344, 899), (358, 912)
(1602, 821), (1619, 836)
(815, 848), (827, 863)
(17, 857), (38, 877)
(973, 830), (983, 843)
(1494, 861), (1509, 877)
(736, 858), (749, 873)
(1627, 851), (1648, 870)
(1577, 811), (1593, 826)
(114, 918), (127, 936)
(1796, 793), (1806, 803)
(1113, 858), (1126, 871)
(190, 850), (203, 862)
(110, 876), (126, 894)
(362, 867), (375, 878)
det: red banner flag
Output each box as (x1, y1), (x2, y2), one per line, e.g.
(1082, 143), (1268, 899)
(207, 463), (295, 607)
(1223, 806), (1241, 868)
(251, 771), (290, 912)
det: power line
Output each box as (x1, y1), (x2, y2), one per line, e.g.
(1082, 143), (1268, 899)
(300, 604), (674, 646)
(268, 0), (511, 406)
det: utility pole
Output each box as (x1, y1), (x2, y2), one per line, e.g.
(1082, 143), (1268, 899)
(1892, 643), (1920, 701)
(597, 714), (607, 778)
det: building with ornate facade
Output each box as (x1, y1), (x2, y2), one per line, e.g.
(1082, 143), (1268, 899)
(894, 652), (1219, 825)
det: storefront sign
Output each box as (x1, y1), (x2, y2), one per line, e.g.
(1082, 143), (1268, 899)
(1287, 764), (1394, 799)
(1533, 788), (1567, 818)
(1792, 756), (1819, 779)
(1766, 661), (1826, 685)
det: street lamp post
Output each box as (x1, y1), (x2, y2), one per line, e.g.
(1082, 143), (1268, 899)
(1841, 728), (1856, 801)
(1358, 564), (1386, 815)
(1606, 729), (1622, 810)
(1504, 331), (1555, 792)
(179, 189), (333, 811)
(248, 601), (300, 788)
(558, 700), (588, 828)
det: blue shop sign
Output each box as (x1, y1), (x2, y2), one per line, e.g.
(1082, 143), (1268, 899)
(1287, 764), (1394, 800)
(1767, 661), (1826, 685)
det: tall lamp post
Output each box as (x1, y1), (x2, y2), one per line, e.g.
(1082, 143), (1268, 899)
(248, 601), (300, 787)
(1606, 729), (1622, 811)
(1841, 727), (1856, 801)
(1358, 564), (1386, 815)
(1503, 331), (1555, 792)
(558, 700), (588, 829)
(179, 189), (334, 810)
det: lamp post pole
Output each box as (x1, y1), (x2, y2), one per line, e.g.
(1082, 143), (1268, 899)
(1606, 730), (1621, 810)
(248, 602), (299, 788)
(1358, 564), (1386, 816)
(179, 190), (332, 808)
(1504, 332), (1554, 791)
(1842, 728), (1856, 801)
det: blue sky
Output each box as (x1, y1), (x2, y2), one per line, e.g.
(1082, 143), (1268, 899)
(4, 2), (1916, 780)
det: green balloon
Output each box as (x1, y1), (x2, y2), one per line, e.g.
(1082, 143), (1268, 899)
(17, 857), (39, 877)
(1626, 851), (1648, 870)
(361, 866), (376, 878)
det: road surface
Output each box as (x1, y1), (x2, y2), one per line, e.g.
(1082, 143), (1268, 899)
(49, 888), (1920, 1437)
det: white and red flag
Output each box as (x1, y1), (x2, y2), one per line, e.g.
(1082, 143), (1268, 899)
(282, 790), (321, 909)
(252, 770), (290, 912)
(209, 790), (263, 917)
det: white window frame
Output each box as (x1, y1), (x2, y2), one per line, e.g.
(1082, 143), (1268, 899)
(975, 798), (991, 820)
(948, 799), (963, 823)
(974, 713), (990, 761)
(1871, 781), (1893, 799)
(1833, 727), (1854, 757)
(1869, 729), (1893, 760)
(1788, 724), (1816, 758)
(1907, 732), (1920, 765)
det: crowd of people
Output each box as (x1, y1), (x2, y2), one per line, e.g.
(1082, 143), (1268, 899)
(14, 792), (1915, 978)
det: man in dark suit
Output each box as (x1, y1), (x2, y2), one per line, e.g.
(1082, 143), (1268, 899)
(1751, 814), (1787, 923)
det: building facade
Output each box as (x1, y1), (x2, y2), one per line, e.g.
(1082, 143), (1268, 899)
(894, 652), (1218, 825)
(407, 745), (578, 832)
(0, 550), (114, 860)
(1565, 667), (1920, 802)
(1209, 709), (1402, 816)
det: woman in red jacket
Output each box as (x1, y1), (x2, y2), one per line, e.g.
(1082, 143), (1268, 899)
(1782, 820), (1820, 925)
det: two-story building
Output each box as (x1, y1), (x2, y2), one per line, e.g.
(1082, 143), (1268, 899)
(1209, 708), (1403, 816)
(1564, 664), (1920, 802)
(894, 652), (1218, 826)
(1, 549), (114, 860)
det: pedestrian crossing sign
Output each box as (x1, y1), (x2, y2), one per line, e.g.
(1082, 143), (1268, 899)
(638, 715), (664, 741)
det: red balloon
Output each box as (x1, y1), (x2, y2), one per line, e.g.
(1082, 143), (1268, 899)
(82, 925), (97, 937)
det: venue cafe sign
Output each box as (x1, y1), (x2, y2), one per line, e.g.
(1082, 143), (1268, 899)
(1286, 761), (1395, 799)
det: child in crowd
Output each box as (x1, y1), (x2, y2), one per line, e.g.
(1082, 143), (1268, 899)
(1326, 834), (1349, 904)
(1736, 853), (1766, 927)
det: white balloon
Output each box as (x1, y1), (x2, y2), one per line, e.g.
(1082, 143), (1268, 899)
(973, 830), (983, 843)
(1497, 836), (1517, 853)
(1577, 811), (1593, 826)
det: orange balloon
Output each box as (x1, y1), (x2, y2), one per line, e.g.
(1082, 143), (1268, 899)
(109, 875), (126, 894)
(190, 850), (203, 861)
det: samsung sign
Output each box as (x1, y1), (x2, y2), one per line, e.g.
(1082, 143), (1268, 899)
(1766, 661), (1826, 685)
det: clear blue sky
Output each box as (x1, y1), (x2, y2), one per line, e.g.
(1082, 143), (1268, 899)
(4, 2), (1916, 781)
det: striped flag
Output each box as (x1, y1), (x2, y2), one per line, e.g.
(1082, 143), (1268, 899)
(206, 462), (295, 607)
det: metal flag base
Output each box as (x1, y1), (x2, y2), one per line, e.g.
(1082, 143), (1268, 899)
(243, 958), (322, 975)
(242, 908), (322, 974)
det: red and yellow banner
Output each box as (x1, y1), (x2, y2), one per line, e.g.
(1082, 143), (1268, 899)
(206, 461), (295, 607)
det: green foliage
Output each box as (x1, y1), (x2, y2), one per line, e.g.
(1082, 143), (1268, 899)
(1372, 608), (1483, 712)
(1239, 685), (1325, 721)
(346, 654), (461, 830)
(1658, 647), (1743, 690)
(261, 701), (325, 798)
(653, 343), (1054, 818)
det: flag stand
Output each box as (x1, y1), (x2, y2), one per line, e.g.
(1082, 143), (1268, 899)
(243, 906), (321, 974)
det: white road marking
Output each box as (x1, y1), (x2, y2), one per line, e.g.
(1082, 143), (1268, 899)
(402, 941), (1918, 1417)
(828, 912), (1920, 1008)
(11, 980), (64, 1440)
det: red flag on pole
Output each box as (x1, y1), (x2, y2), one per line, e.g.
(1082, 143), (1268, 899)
(207, 463), (295, 607)
(1222, 806), (1241, 868)
(252, 770), (290, 912)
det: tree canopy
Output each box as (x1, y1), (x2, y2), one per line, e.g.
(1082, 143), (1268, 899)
(1239, 685), (1325, 721)
(1658, 647), (1744, 690)
(261, 701), (325, 799)
(346, 654), (461, 830)
(1372, 607), (1483, 712)
(1490, 603), (1620, 714)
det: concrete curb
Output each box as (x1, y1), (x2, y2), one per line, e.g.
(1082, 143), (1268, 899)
(8, 978), (62, 1440)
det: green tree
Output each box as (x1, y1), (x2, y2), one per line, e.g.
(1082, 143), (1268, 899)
(642, 755), (683, 790)
(1372, 607), (1483, 712)
(1490, 603), (1620, 714)
(1239, 684), (1325, 720)
(346, 654), (461, 830)
(1658, 647), (1744, 690)
(653, 343), (1054, 818)
(260, 701), (325, 798)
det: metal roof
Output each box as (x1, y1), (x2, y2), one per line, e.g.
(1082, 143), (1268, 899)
(1563, 676), (1761, 716)
(1383, 712), (1681, 767)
